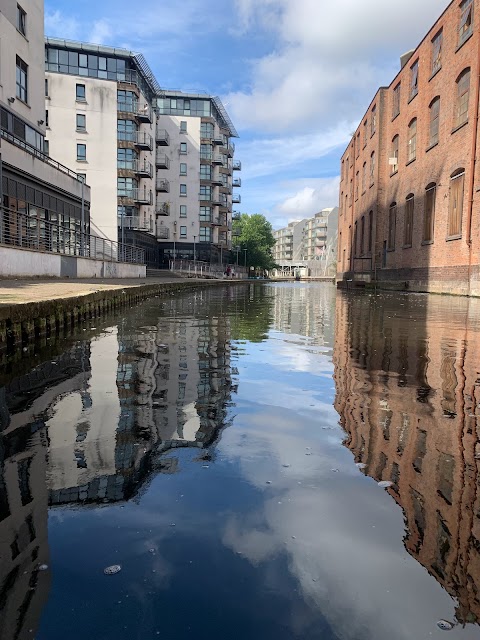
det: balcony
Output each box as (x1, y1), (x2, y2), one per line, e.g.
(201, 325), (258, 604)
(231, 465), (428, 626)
(232, 194), (241, 204)
(134, 131), (153, 150)
(211, 216), (221, 226)
(211, 193), (222, 206)
(133, 160), (153, 178)
(156, 202), (170, 216)
(156, 179), (170, 192)
(134, 188), (153, 205)
(155, 153), (170, 169)
(212, 134), (225, 145)
(232, 211), (241, 221)
(212, 155), (224, 165)
(136, 104), (153, 123)
(156, 129), (170, 146)
(233, 178), (241, 187)
(157, 227), (170, 239)
(211, 172), (223, 186)
(233, 160), (241, 171)
(117, 215), (153, 232)
(200, 152), (213, 162)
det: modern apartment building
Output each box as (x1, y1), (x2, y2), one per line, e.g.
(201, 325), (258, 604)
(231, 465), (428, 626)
(273, 219), (306, 262)
(337, 0), (480, 296)
(155, 91), (239, 264)
(0, 1), (90, 258)
(44, 38), (158, 245)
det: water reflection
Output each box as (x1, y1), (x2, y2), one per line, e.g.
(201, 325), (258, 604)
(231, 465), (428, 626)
(333, 291), (480, 627)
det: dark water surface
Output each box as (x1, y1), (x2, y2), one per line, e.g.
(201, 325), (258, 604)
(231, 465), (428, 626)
(1, 283), (480, 640)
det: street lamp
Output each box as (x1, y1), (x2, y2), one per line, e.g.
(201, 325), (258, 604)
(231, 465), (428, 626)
(193, 235), (196, 267)
(243, 248), (247, 268)
(173, 231), (176, 269)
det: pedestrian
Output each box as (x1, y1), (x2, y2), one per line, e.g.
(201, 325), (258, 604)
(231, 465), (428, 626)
(226, 266), (231, 278)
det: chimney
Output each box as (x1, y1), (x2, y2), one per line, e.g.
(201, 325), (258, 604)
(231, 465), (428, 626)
(400, 49), (415, 69)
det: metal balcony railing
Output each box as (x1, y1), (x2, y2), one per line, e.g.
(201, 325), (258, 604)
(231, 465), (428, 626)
(212, 155), (224, 165)
(156, 129), (170, 146)
(233, 179), (241, 187)
(233, 160), (241, 171)
(157, 227), (170, 239)
(232, 212), (241, 221)
(0, 206), (145, 264)
(155, 153), (170, 168)
(155, 202), (170, 216)
(133, 131), (153, 150)
(200, 151), (213, 161)
(232, 194), (241, 203)
(118, 188), (153, 204)
(133, 160), (154, 178)
(117, 215), (153, 232)
(156, 179), (170, 192)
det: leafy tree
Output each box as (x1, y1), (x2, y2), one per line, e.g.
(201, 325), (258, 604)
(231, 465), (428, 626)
(232, 214), (276, 270)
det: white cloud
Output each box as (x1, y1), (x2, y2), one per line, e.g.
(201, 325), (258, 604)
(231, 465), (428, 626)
(89, 20), (113, 45)
(228, 0), (447, 133)
(45, 10), (81, 40)
(277, 179), (340, 220)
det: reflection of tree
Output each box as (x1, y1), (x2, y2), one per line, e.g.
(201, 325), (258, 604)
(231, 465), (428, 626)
(230, 284), (274, 343)
(333, 292), (480, 628)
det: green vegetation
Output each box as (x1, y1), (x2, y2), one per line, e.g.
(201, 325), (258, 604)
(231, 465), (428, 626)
(232, 214), (276, 271)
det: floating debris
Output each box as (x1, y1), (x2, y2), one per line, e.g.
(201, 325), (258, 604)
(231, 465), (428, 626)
(104, 565), (122, 575)
(149, 549), (155, 554)
(437, 620), (455, 631)
(356, 463), (367, 470)
(202, 464), (210, 469)
(282, 464), (291, 468)
(266, 481), (272, 484)
(331, 469), (339, 473)
(378, 480), (393, 488)
(37, 564), (48, 572)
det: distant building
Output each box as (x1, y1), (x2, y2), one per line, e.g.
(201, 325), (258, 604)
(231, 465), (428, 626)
(337, 0), (480, 296)
(273, 219), (307, 262)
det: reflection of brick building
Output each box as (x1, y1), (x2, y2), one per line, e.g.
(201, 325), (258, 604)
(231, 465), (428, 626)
(333, 292), (480, 626)
(337, 0), (480, 296)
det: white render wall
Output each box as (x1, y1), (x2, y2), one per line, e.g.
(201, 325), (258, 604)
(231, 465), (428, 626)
(45, 73), (118, 241)
(0, 0), (46, 136)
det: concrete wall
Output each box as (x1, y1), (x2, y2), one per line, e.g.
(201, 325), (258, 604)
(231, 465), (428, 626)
(0, 245), (146, 278)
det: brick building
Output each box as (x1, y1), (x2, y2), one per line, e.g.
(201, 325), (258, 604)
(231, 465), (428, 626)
(337, 0), (480, 296)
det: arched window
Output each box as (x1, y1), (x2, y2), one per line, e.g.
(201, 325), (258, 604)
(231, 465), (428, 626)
(429, 97), (440, 146)
(448, 169), (465, 237)
(355, 171), (359, 200)
(360, 215), (365, 255)
(407, 119), (417, 162)
(404, 194), (414, 247)
(455, 69), (470, 128)
(362, 161), (367, 193)
(423, 183), (436, 242)
(388, 203), (397, 250)
(391, 135), (399, 173)
(370, 151), (375, 184)
(459, 0), (473, 45)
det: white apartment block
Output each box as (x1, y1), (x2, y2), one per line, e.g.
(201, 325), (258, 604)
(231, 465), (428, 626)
(0, 1), (90, 255)
(44, 39), (157, 245)
(273, 219), (307, 262)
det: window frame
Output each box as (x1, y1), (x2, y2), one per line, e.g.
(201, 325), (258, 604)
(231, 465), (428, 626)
(371, 105), (377, 137)
(429, 97), (440, 147)
(455, 68), (471, 129)
(423, 183), (436, 243)
(15, 56), (28, 104)
(76, 143), (87, 162)
(180, 183), (187, 196)
(180, 142), (187, 154)
(180, 205), (187, 218)
(391, 135), (399, 174)
(76, 113), (86, 132)
(388, 203), (397, 251)
(407, 118), (417, 163)
(179, 225), (187, 238)
(180, 121), (187, 133)
(447, 170), (465, 238)
(76, 83), (86, 101)
(431, 29), (443, 75)
(392, 83), (401, 119)
(17, 4), (26, 36)
(409, 60), (419, 101)
(404, 194), (414, 247)
(459, 0), (473, 45)
(180, 162), (187, 176)
(369, 151), (375, 185)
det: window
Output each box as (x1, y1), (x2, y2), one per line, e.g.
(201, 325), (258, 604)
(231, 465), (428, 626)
(200, 226), (212, 242)
(432, 30), (443, 74)
(448, 170), (465, 237)
(423, 183), (436, 242)
(180, 184), (187, 196)
(362, 162), (366, 193)
(76, 84), (86, 101)
(118, 177), (137, 195)
(368, 211), (373, 253)
(200, 165), (211, 180)
(77, 173), (86, 183)
(429, 97), (440, 146)
(180, 163), (187, 175)
(355, 171), (359, 200)
(200, 122), (214, 139)
(45, 109), (49, 128)
(117, 119), (137, 141)
(180, 121), (187, 133)
(404, 195), (414, 247)
(455, 69), (470, 128)
(76, 143), (86, 161)
(17, 4), (26, 35)
(349, 178), (353, 205)
(44, 139), (49, 155)
(200, 206), (211, 221)
(407, 119), (417, 163)
(354, 221), (358, 257)
(76, 113), (86, 131)
(180, 226), (187, 238)
(388, 203), (397, 250)
(370, 151), (375, 184)
(15, 56), (27, 103)
(117, 147), (136, 169)
(45, 78), (49, 97)
(200, 185), (211, 199)
(363, 120), (368, 146)
(459, 0), (473, 45)
(200, 143), (212, 160)
(180, 205), (187, 218)
(391, 135), (399, 173)
(371, 105), (377, 136)
(393, 83), (401, 118)
(356, 133), (360, 158)
(180, 142), (187, 154)
(360, 216), (365, 255)
(410, 60), (419, 100)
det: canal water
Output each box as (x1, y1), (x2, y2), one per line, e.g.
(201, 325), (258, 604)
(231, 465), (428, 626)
(1, 282), (480, 640)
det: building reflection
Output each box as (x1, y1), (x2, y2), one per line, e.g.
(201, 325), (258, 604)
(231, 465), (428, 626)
(333, 292), (480, 627)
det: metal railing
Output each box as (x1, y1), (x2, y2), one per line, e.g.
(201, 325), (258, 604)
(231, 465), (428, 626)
(1, 207), (145, 264)
(155, 153), (170, 168)
(156, 129), (170, 145)
(155, 202), (170, 216)
(1, 129), (83, 183)
(117, 215), (153, 232)
(157, 227), (170, 239)
(233, 161), (241, 170)
(170, 259), (247, 279)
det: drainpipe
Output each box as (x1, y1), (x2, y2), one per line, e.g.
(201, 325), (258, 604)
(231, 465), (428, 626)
(466, 33), (480, 294)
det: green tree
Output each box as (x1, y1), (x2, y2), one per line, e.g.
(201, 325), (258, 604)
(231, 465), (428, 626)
(232, 213), (276, 271)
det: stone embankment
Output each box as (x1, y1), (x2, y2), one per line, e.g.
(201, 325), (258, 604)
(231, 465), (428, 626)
(0, 276), (243, 351)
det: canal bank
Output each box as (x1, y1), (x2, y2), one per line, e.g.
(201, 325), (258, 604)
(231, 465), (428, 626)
(0, 276), (247, 349)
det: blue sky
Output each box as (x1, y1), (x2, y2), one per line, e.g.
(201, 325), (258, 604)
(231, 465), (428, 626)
(45, 0), (447, 229)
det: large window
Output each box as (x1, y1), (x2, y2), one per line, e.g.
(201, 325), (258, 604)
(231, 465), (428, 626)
(423, 183), (436, 242)
(391, 135), (399, 174)
(455, 69), (470, 128)
(410, 60), (419, 100)
(17, 4), (26, 36)
(448, 170), (465, 237)
(118, 177), (137, 196)
(16, 56), (28, 103)
(200, 143), (212, 160)
(200, 122), (214, 139)
(431, 30), (443, 74)
(363, 120), (368, 147)
(368, 210), (373, 253)
(156, 97), (211, 117)
(117, 147), (136, 169)
(459, 0), (473, 45)
(393, 83), (401, 118)
(76, 143), (86, 161)
(200, 206), (211, 221)
(200, 165), (211, 180)
(200, 226), (212, 242)
(404, 195), (414, 247)
(117, 119), (137, 141)
(117, 89), (136, 112)
(200, 185), (211, 200)
(407, 119), (417, 163)
(46, 47), (128, 83)
(360, 216), (365, 255)
(429, 97), (440, 146)
(388, 203), (396, 250)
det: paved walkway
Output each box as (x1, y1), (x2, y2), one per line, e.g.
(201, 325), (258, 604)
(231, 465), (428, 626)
(0, 275), (196, 306)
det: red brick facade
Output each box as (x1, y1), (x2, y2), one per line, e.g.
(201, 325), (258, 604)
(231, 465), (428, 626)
(337, 0), (480, 296)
